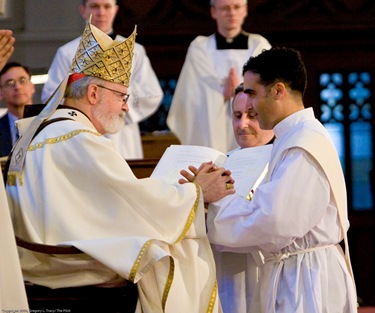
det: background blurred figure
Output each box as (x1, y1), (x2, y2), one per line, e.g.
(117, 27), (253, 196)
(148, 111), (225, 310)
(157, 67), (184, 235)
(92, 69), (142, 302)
(42, 0), (163, 159)
(167, 0), (271, 153)
(0, 29), (29, 313)
(0, 62), (35, 157)
(213, 82), (274, 313)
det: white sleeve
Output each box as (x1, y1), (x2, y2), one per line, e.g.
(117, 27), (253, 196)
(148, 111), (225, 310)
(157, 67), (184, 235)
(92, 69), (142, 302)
(207, 148), (331, 252)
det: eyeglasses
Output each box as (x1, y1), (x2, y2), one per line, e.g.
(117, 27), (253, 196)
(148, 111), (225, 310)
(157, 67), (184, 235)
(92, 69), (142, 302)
(96, 84), (130, 103)
(216, 4), (245, 13)
(1, 76), (30, 89)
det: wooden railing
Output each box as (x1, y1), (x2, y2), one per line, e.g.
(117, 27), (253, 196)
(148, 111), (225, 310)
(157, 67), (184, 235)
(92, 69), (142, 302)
(127, 158), (159, 178)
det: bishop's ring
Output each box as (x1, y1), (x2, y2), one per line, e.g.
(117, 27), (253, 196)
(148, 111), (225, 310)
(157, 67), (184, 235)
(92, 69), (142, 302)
(226, 183), (234, 190)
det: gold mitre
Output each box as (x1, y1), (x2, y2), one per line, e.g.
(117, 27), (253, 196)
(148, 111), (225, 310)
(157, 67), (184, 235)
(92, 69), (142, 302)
(7, 20), (137, 185)
(70, 20), (137, 87)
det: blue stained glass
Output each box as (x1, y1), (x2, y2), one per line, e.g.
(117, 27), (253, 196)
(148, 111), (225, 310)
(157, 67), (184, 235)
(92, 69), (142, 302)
(320, 72), (373, 211)
(321, 83), (343, 106)
(349, 82), (370, 105)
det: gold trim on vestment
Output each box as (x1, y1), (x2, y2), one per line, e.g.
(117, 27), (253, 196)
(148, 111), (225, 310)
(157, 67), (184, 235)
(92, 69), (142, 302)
(128, 239), (152, 283)
(207, 280), (218, 313)
(7, 129), (102, 186)
(128, 240), (175, 311)
(28, 129), (102, 151)
(173, 182), (200, 244)
(7, 171), (23, 186)
(128, 183), (202, 310)
(162, 256), (175, 311)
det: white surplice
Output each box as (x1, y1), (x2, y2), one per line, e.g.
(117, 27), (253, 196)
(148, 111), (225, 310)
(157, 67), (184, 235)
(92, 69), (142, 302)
(0, 171), (29, 312)
(207, 108), (357, 312)
(212, 247), (259, 313)
(6, 108), (222, 313)
(212, 146), (265, 313)
(42, 35), (163, 159)
(167, 33), (271, 153)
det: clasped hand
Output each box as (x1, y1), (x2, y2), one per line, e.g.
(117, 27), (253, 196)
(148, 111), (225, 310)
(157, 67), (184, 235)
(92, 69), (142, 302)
(223, 67), (240, 101)
(179, 161), (235, 203)
(0, 30), (15, 70)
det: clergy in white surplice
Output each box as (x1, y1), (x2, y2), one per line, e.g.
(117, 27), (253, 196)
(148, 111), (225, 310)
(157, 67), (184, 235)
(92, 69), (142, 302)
(5, 19), (235, 313)
(41, 0), (163, 160)
(204, 48), (358, 312)
(167, 0), (271, 153)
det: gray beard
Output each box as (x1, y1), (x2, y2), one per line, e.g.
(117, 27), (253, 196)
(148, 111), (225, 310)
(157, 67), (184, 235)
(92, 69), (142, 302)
(93, 103), (125, 134)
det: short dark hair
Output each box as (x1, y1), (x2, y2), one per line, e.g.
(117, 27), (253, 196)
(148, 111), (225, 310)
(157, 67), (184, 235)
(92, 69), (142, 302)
(242, 47), (307, 96)
(0, 62), (32, 79)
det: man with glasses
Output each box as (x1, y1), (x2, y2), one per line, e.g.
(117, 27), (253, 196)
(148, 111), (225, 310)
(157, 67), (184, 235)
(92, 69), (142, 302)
(167, 0), (271, 153)
(96, 84), (130, 103)
(0, 62), (35, 157)
(42, 0), (163, 160)
(6, 20), (234, 313)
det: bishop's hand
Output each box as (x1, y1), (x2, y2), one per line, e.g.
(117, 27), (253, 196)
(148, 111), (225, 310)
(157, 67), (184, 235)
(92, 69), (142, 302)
(179, 162), (235, 203)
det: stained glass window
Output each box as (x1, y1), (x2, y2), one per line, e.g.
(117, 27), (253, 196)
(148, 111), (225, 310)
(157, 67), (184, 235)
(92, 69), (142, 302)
(320, 72), (373, 210)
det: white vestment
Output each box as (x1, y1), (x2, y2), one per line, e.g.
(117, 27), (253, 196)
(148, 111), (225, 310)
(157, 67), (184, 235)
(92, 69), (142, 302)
(167, 33), (271, 153)
(42, 35), (163, 159)
(212, 247), (259, 313)
(6, 108), (222, 313)
(0, 171), (29, 312)
(212, 147), (265, 313)
(207, 108), (357, 312)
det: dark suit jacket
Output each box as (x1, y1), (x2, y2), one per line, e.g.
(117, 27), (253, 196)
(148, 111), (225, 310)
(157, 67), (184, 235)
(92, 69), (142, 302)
(0, 113), (13, 157)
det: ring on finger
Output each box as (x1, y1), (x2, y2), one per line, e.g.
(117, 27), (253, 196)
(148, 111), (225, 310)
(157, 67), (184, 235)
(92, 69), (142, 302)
(226, 183), (234, 190)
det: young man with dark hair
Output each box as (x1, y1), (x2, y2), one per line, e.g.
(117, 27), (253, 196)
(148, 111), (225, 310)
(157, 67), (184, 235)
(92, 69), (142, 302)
(184, 47), (357, 312)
